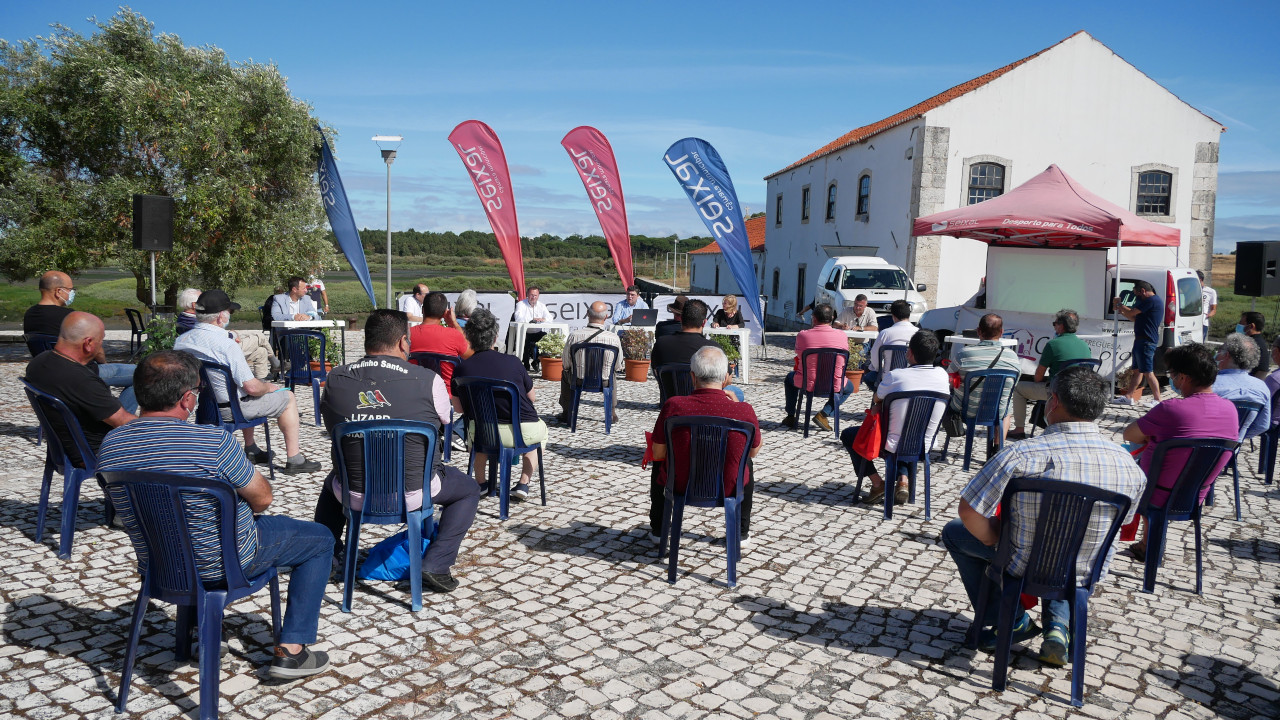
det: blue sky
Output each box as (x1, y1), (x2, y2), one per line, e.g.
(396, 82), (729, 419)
(6, 2), (1278, 251)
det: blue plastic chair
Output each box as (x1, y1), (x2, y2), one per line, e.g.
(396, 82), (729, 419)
(22, 336), (57, 447)
(332, 419), (438, 613)
(877, 344), (910, 375)
(940, 368), (1020, 471)
(1259, 418), (1280, 486)
(453, 376), (547, 521)
(799, 347), (849, 439)
(277, 330), (328, 426)
(1222, 398), (1263, 521)
(567, 342), (620, 434)
(409, 352), (463, 461)
(195, 361), (275, 481)
(656, 363), (694, 406)
(658, 415), (756, 588)
(856, 390), (949, 520)
(963, 477), (1132, 707)
(1138, 437), (1237, 595)
(21, 379), (106, 559)
(99, 470), (281, 720)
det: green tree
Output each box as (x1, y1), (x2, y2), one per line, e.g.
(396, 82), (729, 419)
(0, 10), (337, 305)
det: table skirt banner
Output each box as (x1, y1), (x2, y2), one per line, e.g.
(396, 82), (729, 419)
(952, 305), (1133, 379)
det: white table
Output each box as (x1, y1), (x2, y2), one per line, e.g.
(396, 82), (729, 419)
(272, 319), (348, 360)
(706, 327), (752, 383)
(506, 322), (568, 358)
(842, 330), (879, 341)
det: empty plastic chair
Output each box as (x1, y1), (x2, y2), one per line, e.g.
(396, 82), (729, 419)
(940, 368), (1019, 471)
(125, 308), (146, 359)
(277, 330), (328, 426)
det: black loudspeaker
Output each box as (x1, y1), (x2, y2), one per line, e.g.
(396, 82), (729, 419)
(1234, 241), (1280, 297)
(132, 194), (174, 251)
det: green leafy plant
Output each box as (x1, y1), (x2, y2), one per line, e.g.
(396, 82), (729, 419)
(140, 317), (178, 356)
(619, 329), (654, 360)
(536, 331), (566, 358)
(712, 334), (741, 363)
(847, 338), (867, 369)
(306, 327), (343, 366)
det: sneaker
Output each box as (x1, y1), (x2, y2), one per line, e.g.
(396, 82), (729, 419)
(738, 532), (752, 547)
(1037, 628), (1069, 667)
(268, 646), (331, 679)
(423, 572), (459, 593)
(512, 483), (530, 501)
(1112, 395), (1135, 406)
(813, 411), (832, 432)
(893, 485), (910, 505)
(647, 530), (662, 545)
(451, 436), (467, 452)
(1005, 429), (1028, 441)
(281, 457), (322, 474)
(781, 415), (797, 430)
(245, 446), (274, 464)
(978, 613), (1042, 652)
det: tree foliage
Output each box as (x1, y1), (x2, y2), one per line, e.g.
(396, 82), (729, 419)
(354, 228), (712, 262)
(0, 10), (336, 304)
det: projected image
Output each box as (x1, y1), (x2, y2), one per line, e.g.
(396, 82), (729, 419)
(985, 248), (1105, 317)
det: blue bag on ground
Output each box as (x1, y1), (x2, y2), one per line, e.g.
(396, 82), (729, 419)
(357, 519), (434, 581)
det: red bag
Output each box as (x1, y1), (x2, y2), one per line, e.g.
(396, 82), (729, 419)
(850, 411), (883, 461)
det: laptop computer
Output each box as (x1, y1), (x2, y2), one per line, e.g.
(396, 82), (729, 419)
(631, 309), (658, 327)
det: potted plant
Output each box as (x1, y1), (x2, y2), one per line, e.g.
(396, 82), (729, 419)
(1115, 368), (1143, 401)
(307, 327), (343, 372)
(620, 329), (654, 382)
(140, 317), (178, 356)
(711, 334), (742, 379)
(845, 338), (868, 393)
(536, 331), (566, 381)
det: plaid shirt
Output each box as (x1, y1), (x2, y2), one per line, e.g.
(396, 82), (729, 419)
(960, 422), (1146, 580)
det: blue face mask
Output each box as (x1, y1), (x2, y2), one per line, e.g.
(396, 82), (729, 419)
(65, 289), (75, 306)
(1236, 323), (1246, 334)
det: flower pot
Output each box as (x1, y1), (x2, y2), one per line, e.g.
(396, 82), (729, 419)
(308, 361), (333, 373)
(844, 369), (865, 394)
(624, 358), (651, 382)
(540, 357), (563, 382)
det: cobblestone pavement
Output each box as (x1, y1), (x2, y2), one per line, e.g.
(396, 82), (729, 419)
(1, 332), (1277, 719)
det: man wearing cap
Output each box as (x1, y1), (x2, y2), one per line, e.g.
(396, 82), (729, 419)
(655, 295), (688, 339)
(175, 290), (322, 474)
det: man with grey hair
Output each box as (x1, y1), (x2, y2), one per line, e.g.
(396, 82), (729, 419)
(178, 287), (277, 379)
(555, 301), (623, 424)
(649, 346), (762, 545)
(1212, 333), (1271, 438)
(175, 289), (321, 473)
(1008, 309), (1092, 440)
(177, 287), (202, 334)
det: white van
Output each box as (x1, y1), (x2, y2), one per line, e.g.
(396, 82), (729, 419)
(814, 256), (929, 323)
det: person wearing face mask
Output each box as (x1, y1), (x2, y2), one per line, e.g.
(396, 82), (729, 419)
(175, 289), (321, 474)
(1210, 333), (1272, 439)
(24, 270), (135, 388)
(1121, 343), (1238, 562)
(314, 309), (480, 593)
(1236, 311), (1271, 379)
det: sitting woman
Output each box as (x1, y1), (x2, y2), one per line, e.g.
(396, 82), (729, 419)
(1121, 342), (1238, 560)
(712, 295), (744, 329)
(451, 308), (548, 501)
(454, 288), (478, 328)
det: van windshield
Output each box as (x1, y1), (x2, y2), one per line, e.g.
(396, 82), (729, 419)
(842, 268), (910, 291)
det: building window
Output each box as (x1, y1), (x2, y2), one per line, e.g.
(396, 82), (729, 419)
(775, 194), (783, 227)
(825, 183), (837, 221)
(1130, 163), (1177, 223)
(795, 265), (806, 314)
(856, 174), (871, 216)
(772, 269), (780, 299)
(967, 162), (1005, 204)
(801, 185), (811, 223)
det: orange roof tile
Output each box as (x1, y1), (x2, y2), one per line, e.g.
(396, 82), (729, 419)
(688, 215), (767, 255)
(765, 31), (1088, 180)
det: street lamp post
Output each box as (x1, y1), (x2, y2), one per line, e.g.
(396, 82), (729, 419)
(373, 135), (403, 308)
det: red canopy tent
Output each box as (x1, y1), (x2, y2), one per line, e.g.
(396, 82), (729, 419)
(913, 164), (1181, 393)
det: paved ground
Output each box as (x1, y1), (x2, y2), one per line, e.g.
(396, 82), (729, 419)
(1, 332), (1277, 720)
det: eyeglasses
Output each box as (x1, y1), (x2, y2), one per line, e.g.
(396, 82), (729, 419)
(183, 382), (204, 398)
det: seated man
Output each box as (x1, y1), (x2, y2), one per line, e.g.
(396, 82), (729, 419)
(269, 276), (319, 323)
(649, 346), (762, 543)
(175, 290), (321, 473)
(942, 366), (1145, 665)
(24, 270), (134, 388)
(1009, 309), (1091, 440)
(654, 296), (687, 339)
(452, 309), (549, 500)
(1212, 333), (1272, 439)
(783, 303), (852, 431)
(834, 294), (877, 331)
(398, 283), (428, 325)
(840, 330), (949, 505)
(180, 287), (277, 379)
(98, 350), (333, 679)
(25, 312), (138, 470)
(1238, 311), (1271, 379)
(611, 285), (642, 326)
(863, 299), (917, 388)
(176, 287), (201, 334)
(651, 299), (743, 402)
(317, 309), (480, 594)
(513, 286), (550, 371)
(410, 291), (472, 447)
(948, 313), (1021, 427)
(555, 300), (623, 424)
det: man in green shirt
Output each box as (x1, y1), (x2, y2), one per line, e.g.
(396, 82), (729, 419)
(1008, 309), (1092, 440)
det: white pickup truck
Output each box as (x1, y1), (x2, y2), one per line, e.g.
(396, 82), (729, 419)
(813, 256), (929, 323)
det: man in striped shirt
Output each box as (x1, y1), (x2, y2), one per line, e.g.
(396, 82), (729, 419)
(99, 350), (335, 679)
(942, 366), (1145, 667)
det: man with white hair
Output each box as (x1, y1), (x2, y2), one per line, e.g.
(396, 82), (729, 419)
(649, 346), (762, 544)
(1212, 333), (1272, 439)
(175, 289), (321, 474)
(556, 300), (623, 424)
(176, 287), (202, 334)
(178, 287), (277, 380)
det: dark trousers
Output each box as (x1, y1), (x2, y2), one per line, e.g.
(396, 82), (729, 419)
(648, 462), (754, 536)
(523, 330), (546, 369)
(314, 465), (481, 575)
(840, 424), (909, 480)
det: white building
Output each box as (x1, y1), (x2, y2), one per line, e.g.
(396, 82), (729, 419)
(688, 214), (767, 297)
(762, 31), (1224, 329)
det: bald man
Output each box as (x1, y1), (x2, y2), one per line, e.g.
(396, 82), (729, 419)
(24, 270), (135, 388)
(555, 301), (624, 423)
(25, 312), (138, 468)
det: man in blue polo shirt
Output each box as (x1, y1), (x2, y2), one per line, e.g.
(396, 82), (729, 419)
(1112, 280), (1163, 405)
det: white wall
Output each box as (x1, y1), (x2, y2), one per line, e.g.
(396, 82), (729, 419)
(689, 251), (765, 297)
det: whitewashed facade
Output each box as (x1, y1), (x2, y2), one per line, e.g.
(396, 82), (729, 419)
(762, 31), (1224, 329)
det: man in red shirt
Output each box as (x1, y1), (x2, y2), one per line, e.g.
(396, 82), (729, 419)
(409, 292), (472, 389)
(650, 346), (762, 544)
(783, 303), (851, 431)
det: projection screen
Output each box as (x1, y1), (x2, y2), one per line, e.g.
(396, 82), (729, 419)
(985, 247), (1108, 318)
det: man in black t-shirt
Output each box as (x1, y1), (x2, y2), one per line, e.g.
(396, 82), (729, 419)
(25, 312), (137, 468)
(24, 270), (135, 389)
(315, 309), (479, 593)
(651, 300), (745, 402)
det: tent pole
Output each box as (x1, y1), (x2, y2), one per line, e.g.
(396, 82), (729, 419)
(1112, 237), (1122, 397)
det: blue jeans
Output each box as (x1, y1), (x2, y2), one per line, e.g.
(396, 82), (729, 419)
(726, 384), (745, 403)
(241, 515), (333, 646)
(784, 372), (853, 416)
(97, 363), (135, 387)
(941, 518), (1068, 632)
(118, 387), (138, 415)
